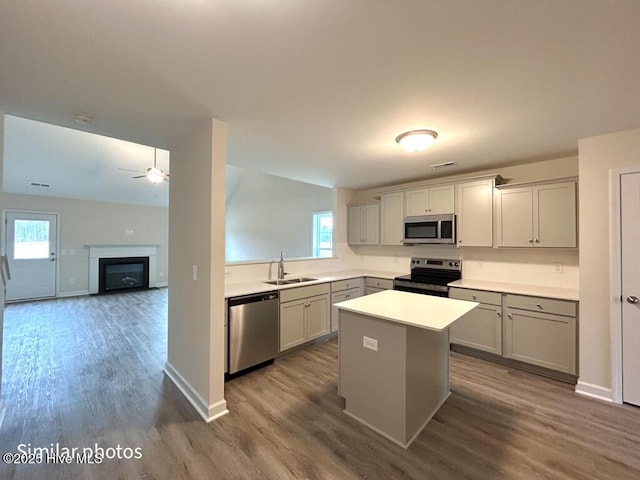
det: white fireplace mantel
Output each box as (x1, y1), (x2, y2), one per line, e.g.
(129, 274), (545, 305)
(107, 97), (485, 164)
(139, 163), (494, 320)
(85, 244), (159, 294)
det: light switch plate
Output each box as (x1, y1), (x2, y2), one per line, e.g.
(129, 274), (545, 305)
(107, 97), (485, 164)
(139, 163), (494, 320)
(363, 336), (378, 352)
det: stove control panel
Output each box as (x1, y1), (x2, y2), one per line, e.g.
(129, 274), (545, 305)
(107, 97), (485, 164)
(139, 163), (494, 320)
(410, 257), (461, 271)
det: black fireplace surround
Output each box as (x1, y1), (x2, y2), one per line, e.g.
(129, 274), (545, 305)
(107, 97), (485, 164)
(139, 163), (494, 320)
(98, 256), (149, 294)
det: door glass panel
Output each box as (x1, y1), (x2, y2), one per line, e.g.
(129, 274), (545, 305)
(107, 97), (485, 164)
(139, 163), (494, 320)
(13, 219), (50, 259)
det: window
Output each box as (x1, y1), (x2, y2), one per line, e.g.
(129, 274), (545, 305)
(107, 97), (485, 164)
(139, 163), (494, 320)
(312, 211), (333, 258)
(13, 219), (50, 259)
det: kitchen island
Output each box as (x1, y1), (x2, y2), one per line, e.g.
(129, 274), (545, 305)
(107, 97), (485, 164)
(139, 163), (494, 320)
(334, 290), (478, 448)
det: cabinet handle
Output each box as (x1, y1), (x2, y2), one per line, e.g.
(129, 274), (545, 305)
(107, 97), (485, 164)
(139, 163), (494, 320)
(497, 312), (501, 317)
(535, 239), (540, 243)
(528, 239), (534, 243)
(346, 295), (350, 299)
(507, 313), (512, 319)
(472, 294), (476, 300)
(536, 303), (543, 309)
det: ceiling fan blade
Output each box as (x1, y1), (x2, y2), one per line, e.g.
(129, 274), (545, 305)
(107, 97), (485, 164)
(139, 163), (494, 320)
(132, 175), (147, 179)
(119, 168), (145, 173)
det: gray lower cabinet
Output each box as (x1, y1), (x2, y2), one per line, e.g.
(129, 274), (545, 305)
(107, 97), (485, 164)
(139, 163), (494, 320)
(364, 277), (394, 296)
(331, 278), (363, 332)
(449, 287), (502, 355)
(449, 288), (578, 376)
(503, 294), (577, 374)
(280, 283), (330, 352)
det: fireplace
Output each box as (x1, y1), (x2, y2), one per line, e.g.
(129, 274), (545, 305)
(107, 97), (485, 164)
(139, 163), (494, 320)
(98, 256), (149, 294)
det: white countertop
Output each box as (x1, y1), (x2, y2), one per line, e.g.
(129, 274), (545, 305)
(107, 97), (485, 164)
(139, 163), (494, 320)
(447, 279), (579, 301)
(224, 269), (404, 298)
(334, 289), (478, 332)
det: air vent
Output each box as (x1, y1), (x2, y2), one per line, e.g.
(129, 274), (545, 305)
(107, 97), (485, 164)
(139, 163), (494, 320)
(430, 161), (456, 169)
(29, 182), (50, 188)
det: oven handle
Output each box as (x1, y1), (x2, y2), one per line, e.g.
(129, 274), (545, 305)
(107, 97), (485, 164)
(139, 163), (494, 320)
(393, 279), (449, 293)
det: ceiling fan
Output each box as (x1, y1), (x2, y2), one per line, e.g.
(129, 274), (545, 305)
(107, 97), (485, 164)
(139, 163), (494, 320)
(118, 148), (169, 183)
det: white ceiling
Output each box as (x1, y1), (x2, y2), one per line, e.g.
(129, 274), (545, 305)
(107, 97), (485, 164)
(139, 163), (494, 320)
(3, 115), (170, 207)
(1, 1), (640, 191)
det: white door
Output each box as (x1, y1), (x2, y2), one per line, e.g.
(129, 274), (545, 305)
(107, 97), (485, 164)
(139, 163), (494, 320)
(621, 173), (640, 406)
(5, 211), (58, 301)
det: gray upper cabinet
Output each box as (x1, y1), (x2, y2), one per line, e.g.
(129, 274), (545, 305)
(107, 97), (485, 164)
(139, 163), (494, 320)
(405, 185), (455, 216)
(456, 179), (494, 247)
(495, 181), (576, 248)
(348, 204), (379, 245)
(380, 192), (404, 246)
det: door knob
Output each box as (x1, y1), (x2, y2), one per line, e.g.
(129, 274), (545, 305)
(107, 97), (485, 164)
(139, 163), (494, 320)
(627, 296), (639, 304)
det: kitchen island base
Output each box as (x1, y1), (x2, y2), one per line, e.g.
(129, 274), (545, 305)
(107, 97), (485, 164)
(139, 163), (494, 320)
(338, 309), (450, 449)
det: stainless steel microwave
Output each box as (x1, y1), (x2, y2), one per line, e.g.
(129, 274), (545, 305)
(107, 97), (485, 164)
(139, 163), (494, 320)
(403, 214), (456, 244)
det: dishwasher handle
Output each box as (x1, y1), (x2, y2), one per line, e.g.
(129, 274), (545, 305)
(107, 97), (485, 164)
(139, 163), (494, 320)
(228, 291), (279, 307)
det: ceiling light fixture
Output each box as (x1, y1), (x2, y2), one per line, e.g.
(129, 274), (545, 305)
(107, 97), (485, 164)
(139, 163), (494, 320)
(72, 112), (93, 125)
(146, 167), (165, 184)
(395, 129), (438, 152)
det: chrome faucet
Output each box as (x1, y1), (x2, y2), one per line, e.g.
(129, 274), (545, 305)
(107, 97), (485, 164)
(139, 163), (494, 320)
(277, 251), (289, 280)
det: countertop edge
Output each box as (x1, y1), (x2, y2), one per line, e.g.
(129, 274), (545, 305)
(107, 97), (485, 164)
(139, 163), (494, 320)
(447, 279), (579, 302)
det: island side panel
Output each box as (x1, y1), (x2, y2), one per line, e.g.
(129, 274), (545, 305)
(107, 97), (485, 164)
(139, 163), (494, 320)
(405, 325), (450, 445)
(339, 310), (407, 444)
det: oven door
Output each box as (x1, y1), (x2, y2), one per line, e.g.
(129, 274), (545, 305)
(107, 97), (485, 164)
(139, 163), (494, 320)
(393, 279), (449, 297)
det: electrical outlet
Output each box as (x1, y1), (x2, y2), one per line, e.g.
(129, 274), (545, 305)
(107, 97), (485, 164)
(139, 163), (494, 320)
(363, 336), (378, 352)
(192, 265), (198, 281)
(553, 262), (563, 274)
(159, 272), (164, 277)
(477, 260), (484, 269)
(69, 277), (75, 284)
(69, 249), (75, 255)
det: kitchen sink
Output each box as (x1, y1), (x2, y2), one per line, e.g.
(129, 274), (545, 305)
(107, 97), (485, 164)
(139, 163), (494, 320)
(264, 277), (318, 286)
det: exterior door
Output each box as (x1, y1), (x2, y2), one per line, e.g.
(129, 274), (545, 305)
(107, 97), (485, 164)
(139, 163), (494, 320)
(621, 173), (640, 406)
(5, 211), (58, 301)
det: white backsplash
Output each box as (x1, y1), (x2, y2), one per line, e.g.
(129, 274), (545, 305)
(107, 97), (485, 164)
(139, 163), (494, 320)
(225, 242), (579, 291)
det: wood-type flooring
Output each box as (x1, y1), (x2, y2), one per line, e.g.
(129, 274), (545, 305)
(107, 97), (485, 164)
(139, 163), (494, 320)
(1, 288), (639, 479)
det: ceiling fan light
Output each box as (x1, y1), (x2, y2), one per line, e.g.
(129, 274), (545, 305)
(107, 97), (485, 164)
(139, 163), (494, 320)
(146, 167), (164, 184)
(395, 129), (438, 152)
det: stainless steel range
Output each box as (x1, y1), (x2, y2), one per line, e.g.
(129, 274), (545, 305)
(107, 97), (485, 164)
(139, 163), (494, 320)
(393, 257), (461, 297)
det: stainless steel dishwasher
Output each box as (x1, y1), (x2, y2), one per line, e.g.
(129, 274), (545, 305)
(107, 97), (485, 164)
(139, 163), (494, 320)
(228, 291), (279, 376)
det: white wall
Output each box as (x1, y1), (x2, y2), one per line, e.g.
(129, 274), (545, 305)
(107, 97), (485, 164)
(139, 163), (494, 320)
(0, 192), (168, 295)
(578, 127), (640, 399)
(167, 118), (227, 421)
(0, 110), (5, 399)
(225, 169), (332, 262)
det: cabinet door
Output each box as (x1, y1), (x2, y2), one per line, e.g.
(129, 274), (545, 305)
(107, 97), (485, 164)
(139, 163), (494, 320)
(534, 182), (576, 247)
(381, 192), (404, 245)
(280, 299), (307, 352)
(331, 291), (348, 333)
(456, 179), (494, 247)
(428, 184), (455, 214)
(503, 307), (576, 374)
(307, 294), (330, 341)
(348, 206), (363, 245)
(495, 187), (533, 247)
(405, 188), (428, 216)
(365, 286), (385, 295)
(362, 204), (380, 245)
(449, 305), (502, 355)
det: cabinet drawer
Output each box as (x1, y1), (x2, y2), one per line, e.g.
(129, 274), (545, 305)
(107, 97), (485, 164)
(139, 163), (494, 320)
(280, 283), (330, 303)
(331, 278), (362, 292)
(365, 277), (394, 290)
(449, 287), (501, 306)
(505, 294), (576, 317)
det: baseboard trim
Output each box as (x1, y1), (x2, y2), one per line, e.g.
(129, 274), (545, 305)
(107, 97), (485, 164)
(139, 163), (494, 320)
(57, 290), (90, 298)
(575, 380), (614, 403)
(164, 361), (228, 422)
